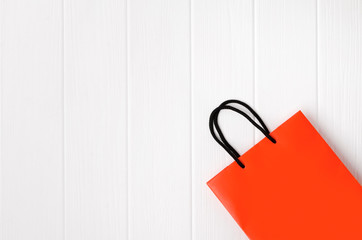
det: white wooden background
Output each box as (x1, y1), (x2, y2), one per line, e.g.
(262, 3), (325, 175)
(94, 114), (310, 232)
(0, 0), (361, 239)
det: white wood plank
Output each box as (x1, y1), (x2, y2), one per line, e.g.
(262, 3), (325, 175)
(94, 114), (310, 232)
(318, 0), (362, 182)
(192, 0), (254, 239)
(255, 0), (317, 140)
(128, 0), (191, 239)
(64, 0), (127, 239)
(0, 5), (2, 238)
(0, 0), (63, 239)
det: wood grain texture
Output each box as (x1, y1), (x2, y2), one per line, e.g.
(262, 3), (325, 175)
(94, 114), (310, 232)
(127, 0), (191, 239)
(318, 0), (362, 182)
(255, 0), (318, 141)
(0, 0), (63, 239)
(192, 0), (253, 239)
(1, 0), (362, 239)
(64, 0), (127, 239)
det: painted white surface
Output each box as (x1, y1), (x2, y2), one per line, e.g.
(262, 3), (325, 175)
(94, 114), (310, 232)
(1, 0), (63, 239)
(128, 0), (191, 239)
(64, 0), (127, 239)
(0, 0), (361, 239)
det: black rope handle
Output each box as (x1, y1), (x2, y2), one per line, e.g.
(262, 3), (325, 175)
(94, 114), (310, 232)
(209, 100), (276, 168)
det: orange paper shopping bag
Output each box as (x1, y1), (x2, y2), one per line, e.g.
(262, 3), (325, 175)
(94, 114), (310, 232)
(207, 100), (362, 240)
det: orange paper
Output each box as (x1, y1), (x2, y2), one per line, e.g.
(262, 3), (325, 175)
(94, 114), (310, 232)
(208, 111), (362, 239)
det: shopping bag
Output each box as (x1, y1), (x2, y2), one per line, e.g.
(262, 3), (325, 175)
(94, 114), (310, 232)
(207, 99), (362, 240)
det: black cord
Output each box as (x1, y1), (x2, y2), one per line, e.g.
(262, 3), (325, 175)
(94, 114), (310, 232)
(209, 100), (276, 168)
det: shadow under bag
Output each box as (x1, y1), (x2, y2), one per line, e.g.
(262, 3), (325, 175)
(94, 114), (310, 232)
(208, 100), (362, 240)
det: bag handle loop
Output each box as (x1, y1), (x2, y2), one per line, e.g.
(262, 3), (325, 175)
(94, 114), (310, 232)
(209, 100), (276, 168)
